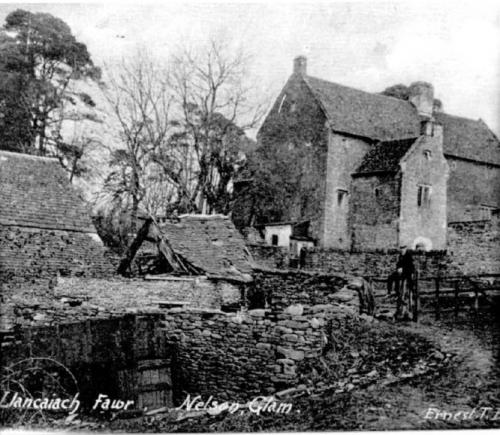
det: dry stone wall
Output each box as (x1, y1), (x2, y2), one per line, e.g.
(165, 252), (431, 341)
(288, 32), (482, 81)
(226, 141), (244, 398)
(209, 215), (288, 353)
(249, 267), (348, 312)
(302, 248), (450, 278)
(160, 304), (354, 402)
(0, 225), (117, 280)
(247, 243), (289, 269)
(448, 217), (500, 275)
(54, 276), (241, 311)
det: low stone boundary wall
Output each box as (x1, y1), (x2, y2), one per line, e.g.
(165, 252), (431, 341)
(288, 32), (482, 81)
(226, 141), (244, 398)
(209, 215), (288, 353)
(247, 243), (289, 269)
(54, 276), (241, 311)
(160, 304), (354, 402)
(302, 249), (450, 278)
(249, 267), (348, 311)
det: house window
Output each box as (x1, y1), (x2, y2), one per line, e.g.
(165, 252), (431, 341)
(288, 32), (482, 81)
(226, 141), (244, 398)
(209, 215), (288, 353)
(417, 185), (431, 208)
(374, 187), (382, 198)
(337, 189), (348, 206)
(271, 234), (279, 246)
(423, 150), (432, 160)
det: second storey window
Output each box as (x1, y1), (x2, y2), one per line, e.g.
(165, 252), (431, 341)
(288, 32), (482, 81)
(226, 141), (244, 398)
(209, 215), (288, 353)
(337, 189), (348, 207)
(417, 185), (431, 208)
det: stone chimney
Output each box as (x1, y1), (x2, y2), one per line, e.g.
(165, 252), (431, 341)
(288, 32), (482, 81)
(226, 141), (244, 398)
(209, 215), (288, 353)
(293, 56), (307, 75)
(408, 81), (434, 118)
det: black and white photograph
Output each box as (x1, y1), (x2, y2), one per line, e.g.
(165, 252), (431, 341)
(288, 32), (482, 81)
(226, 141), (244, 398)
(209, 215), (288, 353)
(0, 0), (499, 432)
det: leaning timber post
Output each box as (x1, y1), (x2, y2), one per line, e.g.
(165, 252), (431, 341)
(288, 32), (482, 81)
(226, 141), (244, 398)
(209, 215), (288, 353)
(454, 280), (460, 319)
(435, 277), (440, 320)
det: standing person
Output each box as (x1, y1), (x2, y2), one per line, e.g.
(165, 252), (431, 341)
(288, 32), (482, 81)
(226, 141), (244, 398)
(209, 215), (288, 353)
(387, 245), (414, 297)
(396, 245), (415, 279)
(394, 245), (415, 320)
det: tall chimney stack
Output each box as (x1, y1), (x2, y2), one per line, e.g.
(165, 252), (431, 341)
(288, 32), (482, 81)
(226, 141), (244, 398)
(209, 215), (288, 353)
(408, 81), (434, 118)
(293, 56), (307, 75)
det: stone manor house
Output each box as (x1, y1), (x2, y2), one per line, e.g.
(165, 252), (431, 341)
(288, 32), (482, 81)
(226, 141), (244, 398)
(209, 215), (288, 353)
(252, 56), (500, 251)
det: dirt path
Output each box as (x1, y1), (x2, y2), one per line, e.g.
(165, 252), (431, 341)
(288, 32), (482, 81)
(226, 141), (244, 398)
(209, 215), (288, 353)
(355, 310), (500, 430)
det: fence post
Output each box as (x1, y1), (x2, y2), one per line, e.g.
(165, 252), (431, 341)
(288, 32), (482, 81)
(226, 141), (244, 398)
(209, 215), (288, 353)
(474, 283), (479, 315)
(435, 277), (440, 321)
(413, 272), (419, 322)
(454, 280), (459, 319)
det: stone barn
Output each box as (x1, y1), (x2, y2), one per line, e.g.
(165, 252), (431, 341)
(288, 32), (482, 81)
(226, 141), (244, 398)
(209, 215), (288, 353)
(0, 150), (114, 282)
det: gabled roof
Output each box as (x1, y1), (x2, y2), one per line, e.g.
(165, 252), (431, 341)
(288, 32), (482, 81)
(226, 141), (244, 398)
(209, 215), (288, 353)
(303, 75), (421, 141)
(355, 137), (418, 175)
(297, 75), (500, 165)
(155, 215), (253, 280)
(0, 151), (96, 232)
(435, 113), (500, 165)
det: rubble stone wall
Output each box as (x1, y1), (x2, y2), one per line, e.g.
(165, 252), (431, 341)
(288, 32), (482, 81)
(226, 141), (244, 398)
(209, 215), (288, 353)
(249, 267), (348, 311)
(54, 276), (241, 311)
(247, 243), (289, 269)
(302, 249), (450, 279)
(160, 304), (351, 402)
(448, 217), (500, 275)
(0, 225), (117, 280)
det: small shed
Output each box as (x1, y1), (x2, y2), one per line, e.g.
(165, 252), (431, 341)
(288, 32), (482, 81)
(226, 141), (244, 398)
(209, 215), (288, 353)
(120, 214), (254, 309)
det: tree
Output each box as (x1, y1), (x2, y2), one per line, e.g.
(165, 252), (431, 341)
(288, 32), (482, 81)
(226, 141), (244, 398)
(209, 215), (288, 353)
(102, 53), (173, 235)
(0, 9), (100, 155)
(165, 38), (265, 214)
(381, 83), (443, 112)
(381, 83), (410, 100)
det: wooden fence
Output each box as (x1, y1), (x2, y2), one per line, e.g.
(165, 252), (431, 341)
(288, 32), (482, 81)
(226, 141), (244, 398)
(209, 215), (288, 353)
(367, 273), (500, 321)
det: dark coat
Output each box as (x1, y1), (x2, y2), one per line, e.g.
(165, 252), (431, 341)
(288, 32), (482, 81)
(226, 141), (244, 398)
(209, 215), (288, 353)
(396, 251), (415, 276)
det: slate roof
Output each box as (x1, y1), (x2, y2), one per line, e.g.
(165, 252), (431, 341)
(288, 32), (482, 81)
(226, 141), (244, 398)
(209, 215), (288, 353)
(435, 113), (500, 165)
(355, 138), (418, 175)
(303, 76), (421, 141)
(157, 215), (253, 279)
(300, 75), (500, 165)
(0, 151), (96, 232)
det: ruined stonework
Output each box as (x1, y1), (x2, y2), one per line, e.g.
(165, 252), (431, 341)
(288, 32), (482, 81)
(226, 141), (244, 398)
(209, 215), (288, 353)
(54, 276), (242, 311)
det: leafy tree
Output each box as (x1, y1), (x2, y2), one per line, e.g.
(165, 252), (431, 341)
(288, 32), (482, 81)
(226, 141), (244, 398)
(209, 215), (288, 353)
(381, 83), (443, 112)
(0, 9), (100, 157)
(381, 83), (410, 100)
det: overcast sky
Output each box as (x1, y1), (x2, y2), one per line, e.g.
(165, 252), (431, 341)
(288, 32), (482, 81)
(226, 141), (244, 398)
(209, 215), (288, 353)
(1, 0), (499, 135)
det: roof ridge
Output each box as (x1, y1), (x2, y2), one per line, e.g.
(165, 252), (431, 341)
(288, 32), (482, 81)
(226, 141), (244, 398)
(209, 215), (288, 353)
(0, 150), (58, 162)
(304, 74), (415, 107)
(435, 111), (482, 124)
